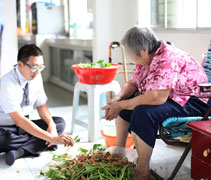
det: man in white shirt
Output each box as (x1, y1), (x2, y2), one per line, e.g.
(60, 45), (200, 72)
(0, 44), (74, 166)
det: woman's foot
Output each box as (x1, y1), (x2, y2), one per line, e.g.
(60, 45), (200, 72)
(135, 167), (151, 180)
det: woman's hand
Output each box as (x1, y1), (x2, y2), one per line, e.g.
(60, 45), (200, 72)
(101, 101), (122, 120)
(101, 95), (121, 120)
(110, 95), (122, 103)
(50, 134), (75, 147)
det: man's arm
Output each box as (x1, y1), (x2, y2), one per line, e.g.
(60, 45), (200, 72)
(36, 104), (57, 136)
(9, 112), (74, 146)
(10, 112), (53, 141)
(36, 104), (54, 125)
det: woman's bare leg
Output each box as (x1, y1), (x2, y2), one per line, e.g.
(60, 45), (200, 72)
(131, 131), (153, 180)
(115, 116), (129, 147)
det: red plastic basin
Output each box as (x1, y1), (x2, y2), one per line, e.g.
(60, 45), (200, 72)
(71, 63), (119, 84)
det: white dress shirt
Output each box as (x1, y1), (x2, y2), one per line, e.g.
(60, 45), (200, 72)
(0, 66), (47, 126)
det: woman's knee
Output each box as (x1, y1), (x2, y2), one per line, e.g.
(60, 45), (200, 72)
(130, 106), (159, 148)
(131, 106), (154, 125)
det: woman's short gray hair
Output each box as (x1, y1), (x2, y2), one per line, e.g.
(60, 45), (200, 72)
(121, 26), (161, 56)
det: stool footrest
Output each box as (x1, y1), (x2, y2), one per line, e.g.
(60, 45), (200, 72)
(74, 120), (88, 128)
(75, 115), (88, 120)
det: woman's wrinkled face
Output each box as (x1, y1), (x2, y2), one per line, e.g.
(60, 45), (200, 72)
(131, 49), (151, 66)
(131, 55), (144, 65)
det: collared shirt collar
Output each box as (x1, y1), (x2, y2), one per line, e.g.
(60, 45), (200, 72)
(15, 65), (28, 88)
(154, 41), (165, 56)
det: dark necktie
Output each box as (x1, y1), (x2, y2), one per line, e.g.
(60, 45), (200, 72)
(21, 82), (29, 106)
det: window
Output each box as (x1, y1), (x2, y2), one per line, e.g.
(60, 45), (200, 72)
(139, 0), (211, 29)
(198, 0), (211, 27)
(68, 0), (93, 39)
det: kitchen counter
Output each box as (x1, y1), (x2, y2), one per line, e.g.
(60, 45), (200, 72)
(45, 38), (92, 50)
(45, 37), (93, 92)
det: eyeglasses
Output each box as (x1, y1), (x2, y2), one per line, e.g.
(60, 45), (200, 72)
(21, 61), (46, 72)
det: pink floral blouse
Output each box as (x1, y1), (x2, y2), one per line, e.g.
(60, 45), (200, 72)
(131, 42), (208, 106)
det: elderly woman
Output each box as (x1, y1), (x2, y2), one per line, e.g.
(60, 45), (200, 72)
(102, 26), (210, 180)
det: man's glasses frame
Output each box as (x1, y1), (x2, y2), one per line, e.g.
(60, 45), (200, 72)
(21, 61), (46, 72)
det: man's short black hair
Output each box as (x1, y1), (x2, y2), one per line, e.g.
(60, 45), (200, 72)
(17, 44), (43, 62)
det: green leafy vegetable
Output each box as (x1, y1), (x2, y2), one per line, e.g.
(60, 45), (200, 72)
(52, 153), (71, 161)
(76, 60), (111, 68)
(78, 147), (89, 155)
(89, 144), (106, 154)
(74, 135), (80, 142)
(41, 144), (136, 180)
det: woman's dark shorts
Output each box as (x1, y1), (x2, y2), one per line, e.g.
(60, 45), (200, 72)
(119, 97), (210, 148)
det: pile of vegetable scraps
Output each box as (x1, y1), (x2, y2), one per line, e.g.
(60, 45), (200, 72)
(41, 143), (136, 180)
(76, 60), (112, 68)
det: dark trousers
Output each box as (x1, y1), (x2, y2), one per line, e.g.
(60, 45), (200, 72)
(119, 97), (210, 148)
(0, 117), (65, 155)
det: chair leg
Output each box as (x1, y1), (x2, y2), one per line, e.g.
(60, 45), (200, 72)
(150, 139), (192, 180)
(202, 106), (211, 120)
(159, 126), (187, 146)
(150, 169), (164, 180)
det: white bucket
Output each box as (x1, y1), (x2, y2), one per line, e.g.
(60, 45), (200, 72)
(100, 119), (116, 136)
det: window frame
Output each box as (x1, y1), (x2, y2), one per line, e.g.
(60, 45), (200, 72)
(138, 0), (211, 30)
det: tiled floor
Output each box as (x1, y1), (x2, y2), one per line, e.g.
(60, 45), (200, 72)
(0, 82), (191, 180)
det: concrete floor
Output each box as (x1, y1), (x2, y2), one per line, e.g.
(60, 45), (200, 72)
(0, 82), (191, 180)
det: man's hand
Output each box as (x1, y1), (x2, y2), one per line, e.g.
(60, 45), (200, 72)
(51, 134), (75, 147)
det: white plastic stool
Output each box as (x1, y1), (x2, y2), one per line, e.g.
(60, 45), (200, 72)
(71, 80), (121, 142)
